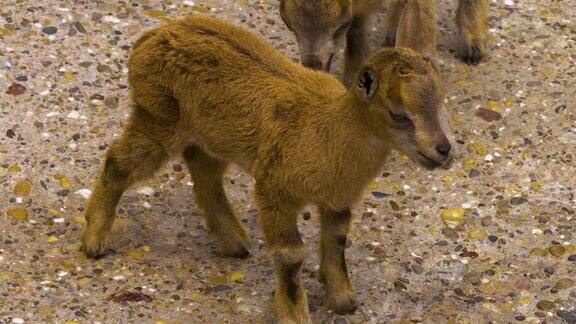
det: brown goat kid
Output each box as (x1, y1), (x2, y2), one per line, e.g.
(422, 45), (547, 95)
(81, 16), (452, 322)
(280, 0), (489, 86)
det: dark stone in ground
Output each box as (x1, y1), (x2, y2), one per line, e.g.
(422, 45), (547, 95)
(42, 26), (58, 34)
(371, 191), (390, 198)
(510, 197), (528, 205)
(56, 189), (70, 196)
(212, 285), (232, 293)
(557, 310), (576, 323)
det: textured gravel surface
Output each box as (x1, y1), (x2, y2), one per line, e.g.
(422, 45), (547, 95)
(1, 0), (575, 323)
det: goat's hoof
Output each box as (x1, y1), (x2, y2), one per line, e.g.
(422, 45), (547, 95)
(81, 232), (110, 259)
(327, 291), (358, 315)
(217, 239), (251, 259)
(459, 42), (486, 65)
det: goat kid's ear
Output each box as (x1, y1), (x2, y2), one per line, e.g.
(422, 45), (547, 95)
(356, 66), (380, 99)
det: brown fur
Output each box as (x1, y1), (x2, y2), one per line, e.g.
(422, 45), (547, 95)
(386, 0), (438, 54)
(280, 0), (383, 86)
(454, 0), (490, 63)
(280, 0), (489, 85)
(386, 0), (489, 64)
(81, 16), (452, 322)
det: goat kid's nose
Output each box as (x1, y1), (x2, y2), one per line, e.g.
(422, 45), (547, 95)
(436, 142), (452, 157)
(302, 55), (323, 70)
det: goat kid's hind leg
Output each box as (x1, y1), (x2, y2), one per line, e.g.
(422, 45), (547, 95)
(318, 206), (357, 314)
(256, 188), (310, 323)
(82, 119), (169, 258)
(456, 0), (489, 64)
(343, 13), (370, 88)
(183, 146), (250, 258)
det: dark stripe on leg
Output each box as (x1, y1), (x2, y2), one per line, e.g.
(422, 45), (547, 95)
(282, 260), (303, 304)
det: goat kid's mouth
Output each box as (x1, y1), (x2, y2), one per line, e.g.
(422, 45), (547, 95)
(416, 151), (451, 170)
(325, 53), (335, 72)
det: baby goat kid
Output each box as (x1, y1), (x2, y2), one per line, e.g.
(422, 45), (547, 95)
(81, 16), (452, 322)
(280, 0), (489, 86)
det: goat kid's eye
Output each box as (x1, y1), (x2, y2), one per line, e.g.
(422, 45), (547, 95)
(389, 111), (411, 123)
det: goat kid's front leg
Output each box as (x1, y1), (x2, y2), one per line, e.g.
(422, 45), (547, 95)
(318, 206), (357, 314)
(383, 0), (403, 47)
(256, 188), (310, 323)
(395, 0), (438, 55)
(343, 13), (370, 88)
(456, 0), (489, 64)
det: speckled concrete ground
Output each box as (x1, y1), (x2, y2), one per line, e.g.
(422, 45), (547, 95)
(1, 0), (575, 323)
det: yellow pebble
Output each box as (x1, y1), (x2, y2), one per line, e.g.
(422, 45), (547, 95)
(14, 179), (32, 196)
(462, 157), (477, 170)
(229, 271), (245, 282)
(54, 174), (72, 189)
(530, 247), (548, 257)
(127, 249), (146, 260)
(46, 236), (59, 243)
(500, 302), (514, 313)
(7, 208), (28, 221)
(366, 181), (378, 191)
(466, 143), (480, 153)
(530, 181), (543, 189)
(518, 297), (531, 305)
(63, 71), (75, 80)
(467, 229), (488, 240)
(485, 100), (501, 112)
(441, 175), (453, 182)
(503, 98), (514, 107)
(210, 275), (228, 285)
(441, 208), (465, 228)
(48, 207), (60, 216)
(548, 245), (566, 257)
(0, 272), (13, 280)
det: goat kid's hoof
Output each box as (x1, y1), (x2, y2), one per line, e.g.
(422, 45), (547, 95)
(217, 239), (251, 259)
(265, 302), (312, 324)
(81, 233), (110, 259)
(327, 292), (358, 315)
(460, 42), (486, 65)
(275, 313), (312, 324)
